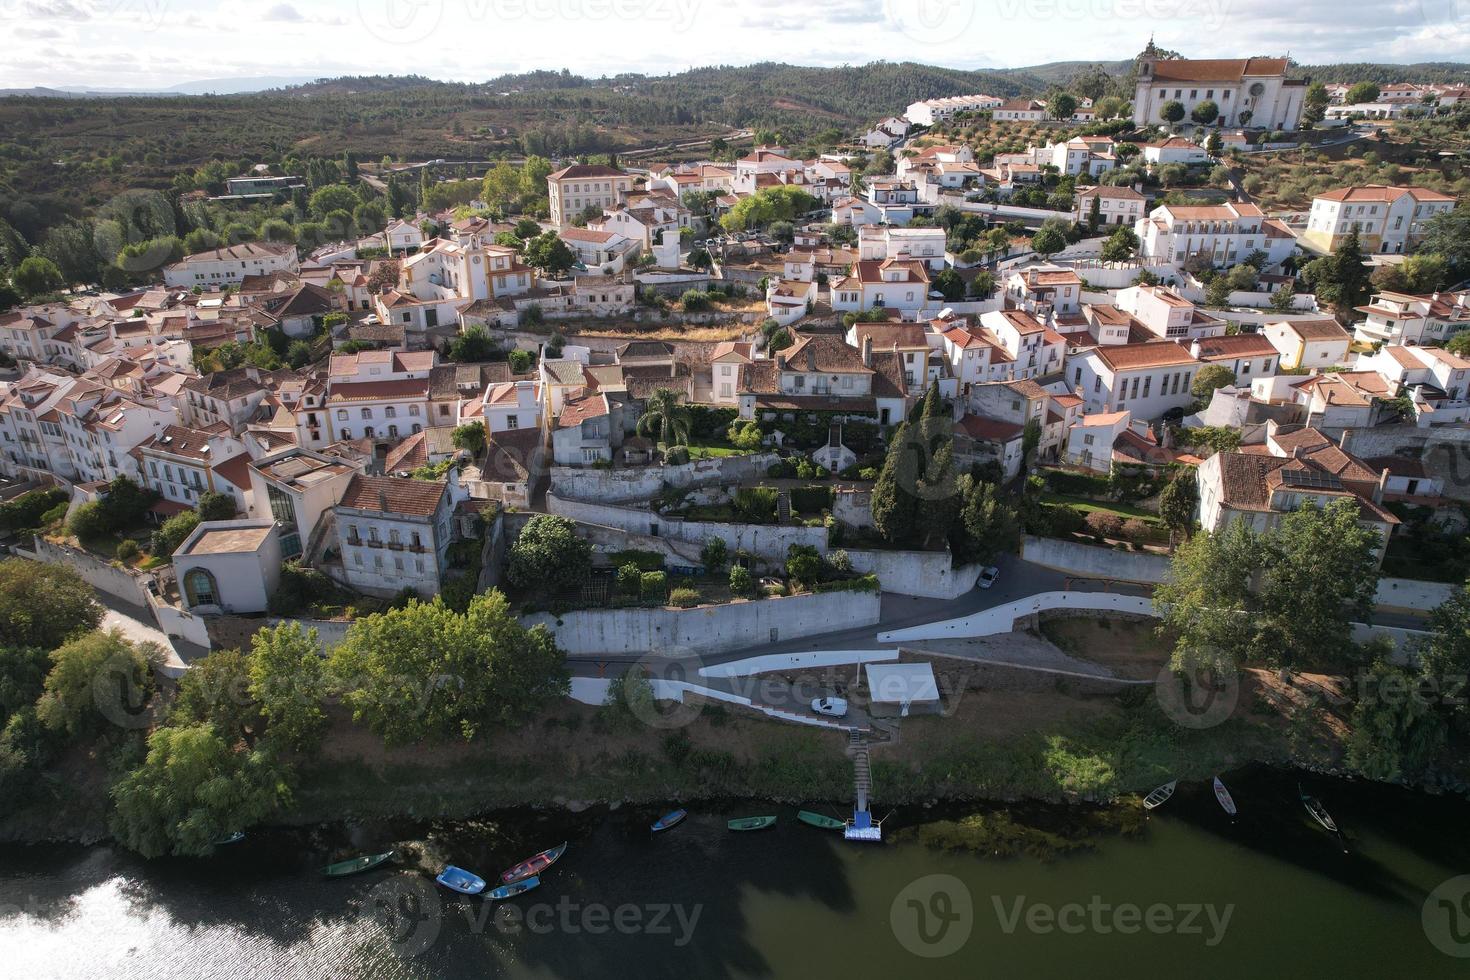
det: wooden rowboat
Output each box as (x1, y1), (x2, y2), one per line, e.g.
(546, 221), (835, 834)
(435, 865), (487, 895)
(500, 842), (567, 884)
(651, 809), (687, 833)
(797, 810), (846, 830)
(1142, 780), (1178, 811)
(322, 850), (396, 878)
(487, 875), (541, 900)
(727, 816), (777, 832)
(1213, 776), (1238, 817)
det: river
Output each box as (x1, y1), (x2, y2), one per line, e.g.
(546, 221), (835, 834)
(1, 767), (1467, 978)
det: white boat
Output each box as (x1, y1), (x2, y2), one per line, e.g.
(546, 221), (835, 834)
(1142, 780), (1177, 810)
(1213, 776), (1238, 817)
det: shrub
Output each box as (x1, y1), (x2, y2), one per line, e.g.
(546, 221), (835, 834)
(617, 562), (643, 596)
(1045, 469), (1112, 497)
(268, 561), (346, 615)
(825, 548), (852, 575)
(151, 511), (201, 557)
(733, 486), (779, 523)
(669, 587), (700, 608)
(0, 488), (68, 532)
(507, 348), (534, 373)
(814, 573), (880, 593)
(67, 501), (110, 541)
(640, 571), (667, 600)
(727, 420), (764, 451)
(664, 446), (689, 466)
(729, 564), (755, 597)
(700, 536), (727, 571)
(195, 492), (237, 522)
(1085, 511), (1123, 540)
(858, 466), (878, 481)
(688, 405), (738, 437)
(40, 502), (68, 526)
(795, 459), (815, 480)
(606, 549), (664, 571)
(785, 544), (823, 588)
(114, 540), (141, 563)
(1121, 518), (1153, 542)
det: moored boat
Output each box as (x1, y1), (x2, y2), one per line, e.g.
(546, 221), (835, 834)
(797, 810), (846, 830)
(435, 865), (487, 895)
(213, 831), (245, 846)
(487, 875), (541, 900)
(500, 842), (567, 884)
(727, 816), (777, 832)
(322, 850), (396, 878)
(1142, 780), (1178, 811)
(651, 809), (687, 833)
(1213, 776), (1238, 817)
(1299, 784), (1339, 834)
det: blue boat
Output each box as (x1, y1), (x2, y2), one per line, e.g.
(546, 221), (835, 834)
(651, 809), (687, 833)
(435, 865), (488, 895)
(487, 875), (541, 900)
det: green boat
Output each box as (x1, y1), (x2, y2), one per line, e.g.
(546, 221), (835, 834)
(797, 810), (846, 831)
(727, 815), (777, 832)
(322, 850), (396, 878)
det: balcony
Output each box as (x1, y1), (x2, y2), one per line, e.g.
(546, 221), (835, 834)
(346, 536), (362, 547)
(387, 541), (404, 551)
(366, 539), (384, 549)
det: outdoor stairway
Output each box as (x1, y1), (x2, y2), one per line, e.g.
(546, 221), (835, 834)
(849, 729), (872, 814)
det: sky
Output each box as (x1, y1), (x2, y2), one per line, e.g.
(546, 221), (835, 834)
(2, 0), (1468, 90)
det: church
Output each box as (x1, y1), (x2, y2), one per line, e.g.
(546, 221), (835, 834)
(1131, 43), (1307, 132)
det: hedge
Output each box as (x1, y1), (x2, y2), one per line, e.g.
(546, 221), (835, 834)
(640, 571), (667, 599)
(790, 485), (834, 515)
(607, 549), (665, 571)
(733, 486), (779, 523)
(814, 574), (881, 594)
(668, 587), (701, 608)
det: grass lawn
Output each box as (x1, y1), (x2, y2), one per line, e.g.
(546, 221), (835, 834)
(684, 438), (747, 460)
(1042, 493), (1160, 523)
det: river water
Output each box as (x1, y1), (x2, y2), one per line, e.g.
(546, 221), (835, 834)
(1, 767), (1467, 979)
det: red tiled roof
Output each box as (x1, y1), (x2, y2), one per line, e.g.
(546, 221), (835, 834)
(338, 473), (447, 517)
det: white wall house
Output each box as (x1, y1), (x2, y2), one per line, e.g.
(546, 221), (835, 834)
(1352, 289), (1470, 347)
(1263, 318), (1351, 370)
(1075, 185), (1146, 227)
(1301, 185), (1458, 255)
(335, 474), (458, 598)
(547, 164), (636, 227)
(1135, 201), (1296, 270)
(830, 259), (931, 313)
(163, 242), (299, 289)
(1132, 52), (1305, 131)
(1071, 342), (1203, 418)
(173, 520), (283, 613)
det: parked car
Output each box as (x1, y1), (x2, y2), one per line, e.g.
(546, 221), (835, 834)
(811, 696), (848, 717)
(976, 566), (1000, 589)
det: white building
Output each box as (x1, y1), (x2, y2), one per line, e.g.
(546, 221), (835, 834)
(1140, 137), (1210, 167)
(335, 474), (458, 598)
(857, 226), (948, 272)
(1301, 185), (1458, 255)
(326, 350), (434, 443)
(1075, 185), (1147, 227)
(1263, 318), (1351, 371)
(1135, 201), (1296, 269)
(1352, 289), (1470, 348)
(1071, 342), (1203, 418)
(830, 259), (932, 313)
(1132, 51), (1305, 131)
(904, 94), (1003, 126)
(173, 520), (283, 613)
(547, 164), (636, 228)
(1115, 284), (1224, 341)
(163, 242), (299, 289)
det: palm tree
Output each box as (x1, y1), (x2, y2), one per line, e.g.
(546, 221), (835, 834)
(637, 388), (691, 449)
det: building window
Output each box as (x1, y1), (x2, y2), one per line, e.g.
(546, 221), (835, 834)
(507, 415), (519, 429)
(184, 568), (218, 608)
(361, 408), (373, 419)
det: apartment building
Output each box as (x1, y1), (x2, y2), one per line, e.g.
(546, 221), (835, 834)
(1301, 185), (1457, 255)
(547, 164), (636, 227)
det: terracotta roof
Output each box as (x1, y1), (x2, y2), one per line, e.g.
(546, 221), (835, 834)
(557, 389), (609, 428)
(853, 322), (929, 349)
(1273, 318), (1350, 341)
(338, 473), (448, 517)
(1192, 334), (1278, 359)
(1145, 57), (1290, 83)
(1092, 342), (1200, 371)
(958, 416), (1024, 441)
(1315, 184), (1456, 204)
(384, 431), (429, 472)
(327, 378), (429, 402)
(212, 452), (253, 489)
(549, 164), (629, 181)
(484, 427), (545, 483)
(138, 424), (219, 461)
(780, 333), (873, 374)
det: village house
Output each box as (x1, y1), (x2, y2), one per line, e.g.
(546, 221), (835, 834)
(1189, 333), (1279, 381)
(1064, 410), (1158, 473)
(830, 259), (931, 314)
(1352, 289), (1470, 347)
(1072, 342), (1203, 418)
(1075, 185), (1147, 227)
(551, 389), (622, 465)
(708, 341), (755, 405)
(558, 227), (642, 273)
(992, 98), (1047, 122)
(173, 519), (283, 614)
(247, 447), (362, 559)
(1115, 283), (1225, 341)
(857, 226), (948, 272)
(1355, 344), (1470, 426)
(737, 331), (910, 426)
(1139, 137), (1210, 167)
(1135, 201), (1296, 269)
(334, 473), (460, 598)
(547, 164), (636, 227)
(1289, 371), (1396, 430)
(904, 94), (1003, 126)
(1301, 185), (1457, 255)
(1263, 318), (1352, 371)
(163, 242), (299, 289)
(134, 424), (251, 514)
(977, 309), (1067, 381)
(326, 350), (435, 443)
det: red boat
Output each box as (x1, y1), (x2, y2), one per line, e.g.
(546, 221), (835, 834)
(500, 842), (567, 884)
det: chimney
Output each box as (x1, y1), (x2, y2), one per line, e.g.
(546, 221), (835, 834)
(861, 335), (873, 367)
(807, 346), (817, 372)
(776, 353), (787, 370)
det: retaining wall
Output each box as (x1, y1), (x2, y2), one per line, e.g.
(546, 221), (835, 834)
(846, 547), (981, 599)
(550, 452), (780, 503)
(1021, 535), (1173, 584)
(523, 589), (881, 657)
(25, 537), (153, 606)
(546, 494), (826, 562)
(879, 591), (1157, 643)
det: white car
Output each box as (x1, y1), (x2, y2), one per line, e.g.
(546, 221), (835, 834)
(811, 696), (848, 718)
(977, 566), (1000, 589)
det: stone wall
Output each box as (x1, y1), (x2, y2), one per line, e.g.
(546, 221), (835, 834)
(1020, 535), (1173, 584)
(24, 537), (153, 606)
(546, 494), (827, 563)
(846, 547), (980, 599)
(550, 452), (780, 503)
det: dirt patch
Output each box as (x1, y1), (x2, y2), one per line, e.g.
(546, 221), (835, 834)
(1037, 616), (1175, 681)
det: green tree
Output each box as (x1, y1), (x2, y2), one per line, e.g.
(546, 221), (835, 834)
(1191, 364), (1236, 398)
(36, 630), (154, 741)
(1345, 657), (1446, 780)
(12, 256), (64, 297)
(170, 647), (260, 743)
(700, 536), (727, 572)
(949, 475), (1018, 565)
(1205, 131), (1223, 158)
(1303, 81), (1329, 124)
(933, 268), (966, 301)
(784, 544), (823, 589)
(1155, 518), (1263, 672)
(636, 388), (692, 448)
(448, 325), (498, 363)
(110, 723), (290, 857)
(1345, 81), (1380, 105)
(0, 645), (50, 727)
(195, 491), (237, 522)
(1050, 93), (1078, 120)
(729, 564), (754, 598)
(308, 184), (359, 218)
(328, 592), (567, 745)
(968, 270), (997, 297)
(151, 510), (201, 557)
(0, 560), (102, 649)
(1419, 205), (1470, 277)
(523, 231), (575, 277)
(1099, 225), (1139, 262)
(1031, 224), (1066, 258)
(1159, 100), (1185, 125)
(248, 622), (327, 751)
(507, 515), (591, 592)
(452, 420), (487, 457)
(1087, 194), (1101, 233)
(1157, 472), (1198, 540)
(1190, 100), (1219, 125)
(1331, 229), (1371, 314)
